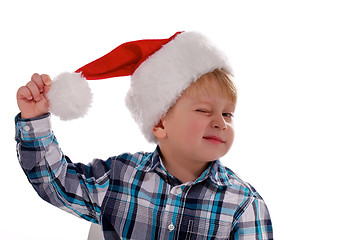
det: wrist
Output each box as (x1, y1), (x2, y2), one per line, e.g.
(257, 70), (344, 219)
(20, 112), (49, 120)
(18, 112), (51, 121)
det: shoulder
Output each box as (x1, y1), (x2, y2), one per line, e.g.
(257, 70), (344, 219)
(110, 151), (153, 167)
(220, 167), (272, 224)
(224, 168), (273, 235)
(209, 160), (263, 200)
(222, 166), (264, 201)
(108, 151), (155, 177)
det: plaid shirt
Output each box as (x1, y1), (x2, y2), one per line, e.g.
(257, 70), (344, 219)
(15, 114), (273, 240)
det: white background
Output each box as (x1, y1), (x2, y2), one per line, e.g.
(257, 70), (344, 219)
(1, 0), (352, 239)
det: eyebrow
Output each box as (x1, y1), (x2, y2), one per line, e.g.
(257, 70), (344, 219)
(191, 100), (212, 105)
(190, 99), (235, 109)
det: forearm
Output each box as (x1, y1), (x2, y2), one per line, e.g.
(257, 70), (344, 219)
(15, 113), (108, 223)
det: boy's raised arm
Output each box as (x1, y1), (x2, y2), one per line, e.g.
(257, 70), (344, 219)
(15, 74), (110, 224)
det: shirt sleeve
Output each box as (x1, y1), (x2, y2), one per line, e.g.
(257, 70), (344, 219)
(15, 113), (110, 224)
(231, 187), (273, 239)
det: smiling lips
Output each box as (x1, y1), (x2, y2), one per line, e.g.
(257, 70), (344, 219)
(203, 136), (225, 144)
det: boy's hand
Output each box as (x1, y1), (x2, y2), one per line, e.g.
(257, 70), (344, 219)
(17, 73), (52, 119)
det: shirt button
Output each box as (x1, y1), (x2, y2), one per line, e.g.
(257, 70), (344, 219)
(176, 187), (182, 195)
(168, 223), (175, 231)
(23, 125), (30, 132)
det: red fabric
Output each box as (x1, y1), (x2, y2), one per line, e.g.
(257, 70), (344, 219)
(75, 32), (183, 80)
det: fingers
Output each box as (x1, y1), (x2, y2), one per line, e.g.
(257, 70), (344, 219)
(26, 81), (42, 101)
(41, 74), (52, 98)
(31, 73), (52, 90)
(41, 74), (52, 86)
(31, 73), (45, 93)
(17, 73), (52, 101)
(17, 86), (33, 101)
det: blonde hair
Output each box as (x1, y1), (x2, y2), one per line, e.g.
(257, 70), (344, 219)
(182, 68), (237, 104)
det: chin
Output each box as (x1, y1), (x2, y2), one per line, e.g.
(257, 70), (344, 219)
(204, 148), (229, 160)
(200, 153), (227, 162)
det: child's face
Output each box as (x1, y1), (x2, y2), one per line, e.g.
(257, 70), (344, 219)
(158, 92), (235, 163)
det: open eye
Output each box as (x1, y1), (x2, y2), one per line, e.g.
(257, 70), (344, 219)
(222, 112), (234, 118)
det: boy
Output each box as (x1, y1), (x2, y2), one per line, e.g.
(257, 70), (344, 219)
(15, 32), (273, 239)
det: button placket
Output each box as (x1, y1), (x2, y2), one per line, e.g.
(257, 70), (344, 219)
(161, 183), (191, 237)
(160, 185), (176, 237)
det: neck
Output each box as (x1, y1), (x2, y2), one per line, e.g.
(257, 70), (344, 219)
(158, 146), (209, 183)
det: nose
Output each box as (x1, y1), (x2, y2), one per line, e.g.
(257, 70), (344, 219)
(212, 115), (227, 130)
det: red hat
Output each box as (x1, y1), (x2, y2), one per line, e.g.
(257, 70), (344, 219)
(48, 31), (232, 143)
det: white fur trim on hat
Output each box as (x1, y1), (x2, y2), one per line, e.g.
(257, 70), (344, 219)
(48, 72), (93, 120)
(125, 31), (233, 143)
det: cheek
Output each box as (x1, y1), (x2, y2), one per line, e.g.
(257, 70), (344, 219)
(179, 117), (207, 139)
(226, 124), (235, 145)
(188, 117), (208, 133)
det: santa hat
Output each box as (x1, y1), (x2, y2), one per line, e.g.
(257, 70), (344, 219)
(48, 31), (232, 143)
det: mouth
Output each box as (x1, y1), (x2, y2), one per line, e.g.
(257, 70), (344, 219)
(203, 136), (225, 144)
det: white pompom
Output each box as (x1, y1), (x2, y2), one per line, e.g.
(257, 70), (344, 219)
(47, 72), (92, 120)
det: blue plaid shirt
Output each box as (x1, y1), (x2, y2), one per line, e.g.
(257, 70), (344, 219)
(15, 113), (273, 239)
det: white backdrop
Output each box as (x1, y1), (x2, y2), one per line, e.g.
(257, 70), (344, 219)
(1, 0), (352, 239)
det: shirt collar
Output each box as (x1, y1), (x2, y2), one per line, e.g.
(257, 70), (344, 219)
(136, 146), (233, 187)
(208, 159), (233, 187)
(134, 146), (163, 172)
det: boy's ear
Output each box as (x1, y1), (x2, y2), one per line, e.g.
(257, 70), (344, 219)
(153, 118), (167, 139)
